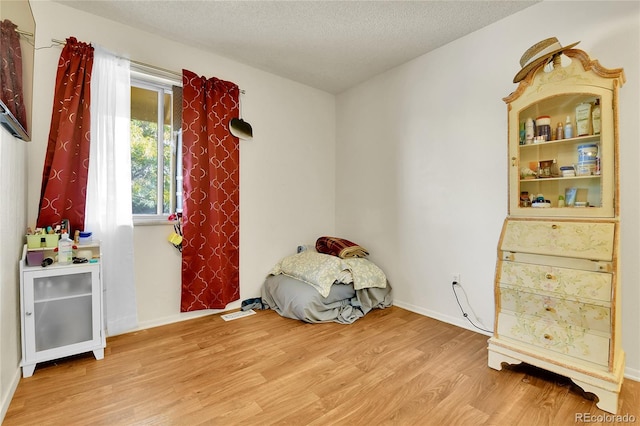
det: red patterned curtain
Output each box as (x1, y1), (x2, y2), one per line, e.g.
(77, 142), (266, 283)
(0, 19), (27, 130)
(37, 38), (93, 232)
(181, 69), (240, 311)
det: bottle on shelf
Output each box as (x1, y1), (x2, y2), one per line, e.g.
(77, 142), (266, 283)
(556, 122), (564, 140)
(557, 195), (565, 208)
(575, 102), (592, 136)
(564, 116), (573, 139)
(592, 99), (601, 135)
(525, 117), (535, 144)
(58, 233), (73, 265)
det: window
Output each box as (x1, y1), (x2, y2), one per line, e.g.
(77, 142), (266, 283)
(130, 71), (182, 220)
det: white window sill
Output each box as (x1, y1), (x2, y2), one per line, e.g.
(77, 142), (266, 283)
(133, 216), (177, 226)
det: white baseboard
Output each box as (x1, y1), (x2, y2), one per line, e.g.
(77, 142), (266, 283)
(1, 368), (21, 424)
(110, 307), (239, 337)
(624, 366), (640, 382)
(392, 300), (640, 382)
(393, 300), (492, 337)
(113, 311), (217, 337)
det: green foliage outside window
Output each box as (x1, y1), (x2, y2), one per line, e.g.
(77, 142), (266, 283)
(130, 119), (173, 214)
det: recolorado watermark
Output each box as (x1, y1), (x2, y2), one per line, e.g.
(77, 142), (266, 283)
(575, 413), (636, 423)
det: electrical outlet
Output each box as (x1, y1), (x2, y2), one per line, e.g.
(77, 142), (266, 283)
(452, 273), (460, 284)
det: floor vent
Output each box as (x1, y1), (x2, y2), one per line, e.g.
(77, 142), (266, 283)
(221, 309), (256, 321)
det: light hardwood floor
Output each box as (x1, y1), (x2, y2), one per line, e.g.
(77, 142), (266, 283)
(5, 306), (639, 425)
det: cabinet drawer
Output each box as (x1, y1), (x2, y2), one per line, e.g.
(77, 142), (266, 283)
(500, 286), (610, 333)
(497, 312), (610, 366)
(501, 220), (615, 261)
(498, 261), (612, 302)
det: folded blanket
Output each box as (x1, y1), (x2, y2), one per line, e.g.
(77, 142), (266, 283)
(315, 236), (369, 258)
(269, 251), (386, 298)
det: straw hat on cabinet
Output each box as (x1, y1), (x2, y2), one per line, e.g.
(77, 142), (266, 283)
(513, 37), (580, 83)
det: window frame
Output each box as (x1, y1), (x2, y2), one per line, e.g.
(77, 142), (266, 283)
(130, 68), (182, 225)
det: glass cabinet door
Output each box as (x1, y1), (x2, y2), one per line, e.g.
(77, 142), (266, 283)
(32, 272), (93, 351)
(22, 264), (100, 359)
(508, 89), (615, 218)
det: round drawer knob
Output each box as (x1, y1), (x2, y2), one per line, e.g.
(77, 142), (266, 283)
(26, 311), (32, 316)
(543, 334), (553, 340)
(545, 273), (553, 280)
(551, 224), (558, 229)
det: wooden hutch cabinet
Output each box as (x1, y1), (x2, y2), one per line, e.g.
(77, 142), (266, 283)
(487, 45), (625, 414)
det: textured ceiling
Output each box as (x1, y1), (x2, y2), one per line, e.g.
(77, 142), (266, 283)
(55, 0), (538, 94)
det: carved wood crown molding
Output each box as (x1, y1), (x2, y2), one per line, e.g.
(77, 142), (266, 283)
(503, 49), (626, 104)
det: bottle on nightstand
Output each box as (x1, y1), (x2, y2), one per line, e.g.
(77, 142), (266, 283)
(58, 233), (73, 265)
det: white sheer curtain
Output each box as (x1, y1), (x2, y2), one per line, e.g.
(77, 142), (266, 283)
(86, 45), (138, 335)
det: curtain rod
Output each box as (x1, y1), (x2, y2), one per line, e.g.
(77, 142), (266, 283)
(51, 38), (245, 94)
(16, 28), (34, 38)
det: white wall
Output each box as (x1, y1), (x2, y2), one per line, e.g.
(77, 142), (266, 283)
(0, 132), (27, 421)
(26, 1), (336, 330)
(336, 1), (640, 380)
(0, 1), (32, 420)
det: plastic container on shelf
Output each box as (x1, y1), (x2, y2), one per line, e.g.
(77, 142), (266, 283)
(26, 251), (44, 266)
(26, 233), (59, 248)
(45, 234), (59, 248)
(577, 144), (598, 176)
(536, 116), (551, 141)
(560, 166), (576, 177)
(26, 234), (44, 249)
(578, 144), (598, 162)
(76, 249), (93, 260)
(576, 163), (596, 176)
(78, 231), (93, 245)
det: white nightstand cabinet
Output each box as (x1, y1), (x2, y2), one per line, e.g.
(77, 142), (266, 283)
(19, 244), (105, 377)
